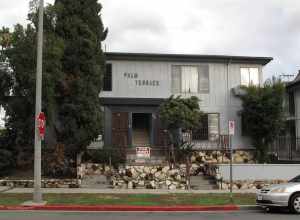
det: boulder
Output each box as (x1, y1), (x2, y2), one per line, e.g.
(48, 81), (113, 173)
(175, 174), (181, 181)
(168, 169), (179, 176)
(233, 155), (244, 163)
(198, 152), (205, 157)
(140, 173), (146, 178)
(217, 156), (223, 163)
(143, 167), (151, 174)
(162, 166), (170, 173)
(222, 157), (230, 163)
(154, 171), (161, 179)
(240, 183), (248, 190)
(138, 180), (145, 186)
(211, 159), (218, 163)
(222, 183), (229, 190)
(150, 180), (156, 189)
(169, 184), (176, 190)
(150, 168), (158, 174)
(104, 166), (111, 172)
(232, 184), (239, 190)
(191, 164), (199, 169)
(131, 168), (138, 178)
(128, 181), (133, 189)
(159, 173), (166, 181)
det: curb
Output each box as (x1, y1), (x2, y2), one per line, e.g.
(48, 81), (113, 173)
(0, 205), (240, 212)
(238, 205), (261, 211)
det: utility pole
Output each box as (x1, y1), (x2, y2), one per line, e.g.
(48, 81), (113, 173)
(33, 0), (44, 204)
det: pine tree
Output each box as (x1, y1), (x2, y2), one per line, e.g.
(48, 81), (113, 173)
(0, 1), (107, 175)
(53, 0), (107, 156)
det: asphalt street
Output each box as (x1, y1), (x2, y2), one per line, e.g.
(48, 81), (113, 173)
(0, 210), (299, 220)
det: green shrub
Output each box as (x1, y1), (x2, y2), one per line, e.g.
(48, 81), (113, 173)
(0, 149), (14, 176)
(82, 147), (125, 168)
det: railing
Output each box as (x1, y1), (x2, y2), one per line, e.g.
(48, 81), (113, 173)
(183, 132), (229, 150)
(269, 136), (300, 161)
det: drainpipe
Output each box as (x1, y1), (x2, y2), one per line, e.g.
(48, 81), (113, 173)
(226, 58), (234, 202)
(226, 58), (232, 134)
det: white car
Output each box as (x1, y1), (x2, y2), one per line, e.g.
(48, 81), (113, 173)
(256, 175), (300, 214)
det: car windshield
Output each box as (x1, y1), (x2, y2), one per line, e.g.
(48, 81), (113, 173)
(289, 175), (300, 183)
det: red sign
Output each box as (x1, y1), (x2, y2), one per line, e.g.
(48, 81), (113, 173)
(37, 112), (46, 140)
(136, 147), (151, 158)
(228, 120), (235, 136)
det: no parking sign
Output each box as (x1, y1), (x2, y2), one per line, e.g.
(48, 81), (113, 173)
(228, 120), (235, 136)
(37, 112), (46, 140)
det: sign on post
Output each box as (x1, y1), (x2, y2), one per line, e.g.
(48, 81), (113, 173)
(37, 112), (46, 140)
(228, 120), (235, 136)
(228, 120), (234, 202)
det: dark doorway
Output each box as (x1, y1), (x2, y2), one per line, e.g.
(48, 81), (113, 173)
(132, 113), (151, 146)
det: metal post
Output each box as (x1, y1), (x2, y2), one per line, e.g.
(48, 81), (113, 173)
(229, 135), (233, 202)
(33, 0), (44, 203)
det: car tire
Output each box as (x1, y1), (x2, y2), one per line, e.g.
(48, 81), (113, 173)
(289, 193), (300, 214)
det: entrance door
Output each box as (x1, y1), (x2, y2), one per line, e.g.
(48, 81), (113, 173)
(112, 112), (129, 147)
(132, 113), (151, 146)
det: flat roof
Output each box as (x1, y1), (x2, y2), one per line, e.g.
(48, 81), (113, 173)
(105, 52), (273, 65)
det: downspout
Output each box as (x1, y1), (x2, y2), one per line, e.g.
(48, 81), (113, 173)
(226, 58), (232, 134)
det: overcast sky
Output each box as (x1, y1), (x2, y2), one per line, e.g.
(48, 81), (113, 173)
(1, 0), (300, 80)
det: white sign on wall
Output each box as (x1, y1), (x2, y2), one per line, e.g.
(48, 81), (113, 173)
(228, 120), (235, 136)
(136, 147), (151, 158)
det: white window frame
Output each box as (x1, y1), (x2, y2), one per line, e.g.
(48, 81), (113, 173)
(171, 65), (209, 94)
(240, 67), (260, 86)
(181, 66), (198, 93)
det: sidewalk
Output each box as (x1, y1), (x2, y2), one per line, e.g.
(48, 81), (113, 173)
(0, 186), (12, 193)
(2, 187), (257, 194)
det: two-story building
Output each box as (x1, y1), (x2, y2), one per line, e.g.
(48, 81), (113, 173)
(281, 71), (300, 160)
(99, 52), (272, 155)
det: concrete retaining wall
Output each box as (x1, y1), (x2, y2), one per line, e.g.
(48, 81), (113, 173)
(218, 164), (300, 181)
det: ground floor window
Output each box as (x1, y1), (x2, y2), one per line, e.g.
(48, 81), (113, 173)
(192, 113), (219, 141)
(241, 113), (249, 136)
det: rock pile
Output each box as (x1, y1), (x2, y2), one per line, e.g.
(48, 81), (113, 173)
(110, 165), (188, 189)
(76, 150), (256, 190)
(77, 163), (105, 179)
(0, 179), (79, 188)
(190, 150), (255, 164)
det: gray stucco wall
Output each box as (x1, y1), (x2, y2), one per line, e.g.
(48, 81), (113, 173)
(100, 60), (265, 149)
(218, 164), (300, 181)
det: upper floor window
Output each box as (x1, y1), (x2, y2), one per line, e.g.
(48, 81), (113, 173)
(171, 65), (209, 94)
(103, 63), (112, 91)
(182, 66), (198, 93)
(240, 67), (259, 86)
